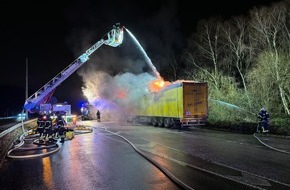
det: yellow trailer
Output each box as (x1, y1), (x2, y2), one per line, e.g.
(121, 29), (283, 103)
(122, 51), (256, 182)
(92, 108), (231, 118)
(133, 80), (208, 127)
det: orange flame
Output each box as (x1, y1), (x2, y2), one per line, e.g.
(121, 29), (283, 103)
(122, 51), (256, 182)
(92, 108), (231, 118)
(117, 89), (126, 99)
(148, 77), (171, 93)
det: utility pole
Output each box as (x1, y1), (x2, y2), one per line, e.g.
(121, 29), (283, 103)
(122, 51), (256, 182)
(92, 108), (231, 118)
(25, 58), (28, 120)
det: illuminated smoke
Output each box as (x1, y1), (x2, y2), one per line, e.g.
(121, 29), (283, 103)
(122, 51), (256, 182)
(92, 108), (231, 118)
(77, 28), (171, 121)
(79, 64), (156, 120)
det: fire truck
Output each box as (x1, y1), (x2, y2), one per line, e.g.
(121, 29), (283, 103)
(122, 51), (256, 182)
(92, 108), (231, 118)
(39, 103), (75, 122)
(23, 24), (124, 117)
(80, 102), (96, 120)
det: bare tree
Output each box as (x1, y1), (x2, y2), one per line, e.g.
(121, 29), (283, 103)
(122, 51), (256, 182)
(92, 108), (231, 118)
(246, 52), (281, 112)
(248, 2), (290, 115)
(185, 18), (226, 91)
(222, 16), (254, 109)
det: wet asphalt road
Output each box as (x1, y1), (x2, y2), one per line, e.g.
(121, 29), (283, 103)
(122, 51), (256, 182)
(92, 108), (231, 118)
(1, 121), (290, 190)
(0, 125), (181, 190)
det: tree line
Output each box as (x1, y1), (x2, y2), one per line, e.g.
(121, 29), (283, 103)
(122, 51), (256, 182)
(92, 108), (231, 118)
(162, 0), (290, 123)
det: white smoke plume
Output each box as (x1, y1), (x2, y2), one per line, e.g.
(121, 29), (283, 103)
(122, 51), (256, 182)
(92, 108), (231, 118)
(78, 61), (156, 121)
(68, 1), (181, 120)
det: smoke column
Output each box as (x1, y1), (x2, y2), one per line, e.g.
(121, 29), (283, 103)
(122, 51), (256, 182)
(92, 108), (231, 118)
(125, 28), (161, 79)
(78, 27), (169, 120)
(79, 68), (156, 121)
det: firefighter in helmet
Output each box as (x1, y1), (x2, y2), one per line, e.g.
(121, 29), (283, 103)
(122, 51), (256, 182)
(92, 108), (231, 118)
(52, 112), (65, 140)
(44, 112), (53, 143)
(55, 112), (67, 143)
(37, 113), (46, 143)
(257, 107), (270, 133)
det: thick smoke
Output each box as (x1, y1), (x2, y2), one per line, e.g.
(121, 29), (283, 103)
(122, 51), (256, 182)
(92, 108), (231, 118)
(74, 25), (177, 121)
(65, 0), (182, 120)
(78, 61), (156, 121)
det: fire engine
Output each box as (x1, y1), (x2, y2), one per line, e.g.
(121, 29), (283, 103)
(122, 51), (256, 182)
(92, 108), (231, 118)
(80, 102), (95, 120)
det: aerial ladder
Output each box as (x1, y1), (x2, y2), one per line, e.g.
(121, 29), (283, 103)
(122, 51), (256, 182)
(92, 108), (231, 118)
(23, 23), (124, 114)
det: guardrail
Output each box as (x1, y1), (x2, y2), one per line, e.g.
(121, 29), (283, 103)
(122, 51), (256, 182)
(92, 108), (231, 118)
(0, 119), (37, 167)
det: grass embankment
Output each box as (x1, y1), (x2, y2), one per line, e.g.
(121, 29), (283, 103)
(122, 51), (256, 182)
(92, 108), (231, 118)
(205, 106), (290, 136)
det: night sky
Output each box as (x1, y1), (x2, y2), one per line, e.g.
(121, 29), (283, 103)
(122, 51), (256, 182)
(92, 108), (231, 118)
(0, 0), (279, 116)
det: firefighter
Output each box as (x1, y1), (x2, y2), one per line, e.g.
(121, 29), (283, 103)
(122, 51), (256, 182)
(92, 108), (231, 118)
(43, 113), (53, 143)
(37, 114), (46, 143)
(96, 110), (101, 122)
(59, 127), (66, 143)
(56, 114), (66, 143)
(257, 108), (270, 133)
(55, 112), (67, 142)
(56, 113), (67, 126)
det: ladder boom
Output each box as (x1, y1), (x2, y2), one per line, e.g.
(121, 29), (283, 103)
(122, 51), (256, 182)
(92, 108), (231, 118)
(24, 23), (124, 113)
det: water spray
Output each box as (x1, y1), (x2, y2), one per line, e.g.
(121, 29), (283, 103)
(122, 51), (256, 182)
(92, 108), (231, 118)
(209, 99), (256, 116)
(124, 27), (161, 79)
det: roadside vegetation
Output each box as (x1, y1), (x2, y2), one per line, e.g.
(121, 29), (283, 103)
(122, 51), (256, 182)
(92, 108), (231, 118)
(161, 0), (290, 136)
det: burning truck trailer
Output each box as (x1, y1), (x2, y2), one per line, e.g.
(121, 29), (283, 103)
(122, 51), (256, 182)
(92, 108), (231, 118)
(84, 78), (209, 127)
(127, 80), (209, 128)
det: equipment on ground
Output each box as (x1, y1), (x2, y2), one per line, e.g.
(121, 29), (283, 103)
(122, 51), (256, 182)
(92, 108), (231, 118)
(65, 130), (74, 140)
(23, 23), (124, 114)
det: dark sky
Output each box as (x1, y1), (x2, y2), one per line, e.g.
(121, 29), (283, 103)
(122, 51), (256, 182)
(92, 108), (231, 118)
(0, 0), (279, 115)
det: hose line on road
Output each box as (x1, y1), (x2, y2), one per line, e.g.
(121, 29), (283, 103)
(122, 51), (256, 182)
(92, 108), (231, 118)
(6, 133), (60, 159)
(6, 127), (90, 160)
(101, 126), (271, 190)
(101, 127), (195, 190)
(253, 133), (290, 155)
(7, 145), (60, 159)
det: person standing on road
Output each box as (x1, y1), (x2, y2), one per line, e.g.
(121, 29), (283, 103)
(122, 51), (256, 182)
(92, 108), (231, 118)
(44, 113), (54, 143)
(257, 107), (270, 133)
(53, 112), (66, 140)
(37, 114), (46, 142)
(96, 110), (101, 122)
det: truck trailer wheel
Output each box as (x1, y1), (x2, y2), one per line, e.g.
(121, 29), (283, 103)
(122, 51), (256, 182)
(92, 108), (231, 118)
(151, 117), (157, 126)
(164, 118), (172, 128)
(157, 117), (164, 127)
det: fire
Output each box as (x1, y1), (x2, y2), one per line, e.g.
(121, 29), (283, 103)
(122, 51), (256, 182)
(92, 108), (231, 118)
(116, 89), (126, 99)
(148, 77), (171, 93)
